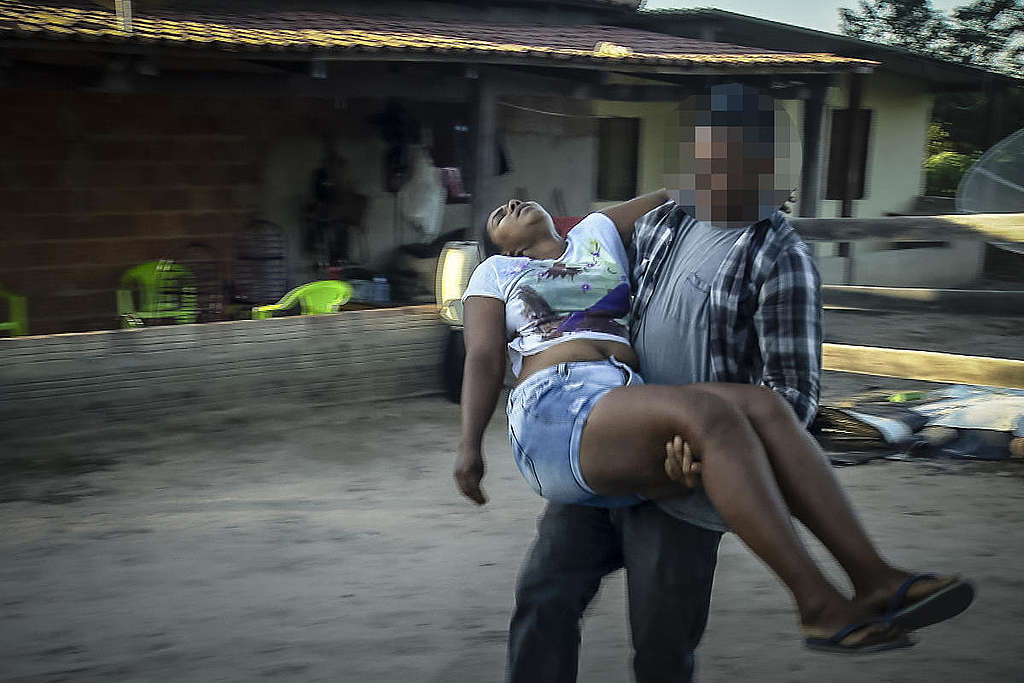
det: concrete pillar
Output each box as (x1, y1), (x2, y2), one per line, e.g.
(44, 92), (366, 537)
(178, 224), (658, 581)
(798, 83), (826, 218)
(840, 72), (865, 218)
(471, 77), (497, 244)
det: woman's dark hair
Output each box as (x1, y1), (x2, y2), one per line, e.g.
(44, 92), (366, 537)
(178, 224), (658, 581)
(481, 218), (501, 257)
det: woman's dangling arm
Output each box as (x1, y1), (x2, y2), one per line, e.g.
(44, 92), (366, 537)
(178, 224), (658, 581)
(455, 295), (507, 505)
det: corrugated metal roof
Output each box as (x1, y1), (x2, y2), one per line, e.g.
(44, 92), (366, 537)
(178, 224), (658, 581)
(0, 1), (878, 68)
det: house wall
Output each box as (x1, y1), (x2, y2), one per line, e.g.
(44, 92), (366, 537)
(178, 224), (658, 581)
(255, 108), (471, 282)
(0, 89), (477, 335)
(810, 240), (986, 287)
(590, 76), (931, 224)
(0, 89), (269, 335)
(805, 73), (976, 284)
(478, 97), (599, 220)
(818, 71), (934, 218)
(591, 98), (802, 214)
(591, 100), (676, 208)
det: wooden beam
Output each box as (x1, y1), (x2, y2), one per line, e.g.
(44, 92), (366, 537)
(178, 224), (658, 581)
(839, 73), (860, 217)
(823, 285), (1024, 316)
(471, 77), (498, 244)
(791, 214), (1024, 243)
(822, 343), (1024, 389)
(2, 60), (474, 101)
(798, 81), (825, 217)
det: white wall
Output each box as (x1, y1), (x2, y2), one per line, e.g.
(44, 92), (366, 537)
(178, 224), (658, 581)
(592, 97), (802, 215)
(591, 100), (677, 208)
(849, 241), (985, 287)
(810, 240), (986, 287)
(490, 131), (597, 216)
(491, 98), (599, 218)
(818, 72), (934, 218)
(599, 74), (932, 220)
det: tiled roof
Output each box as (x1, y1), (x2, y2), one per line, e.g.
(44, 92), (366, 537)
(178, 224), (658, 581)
(0, 1), (877, 68)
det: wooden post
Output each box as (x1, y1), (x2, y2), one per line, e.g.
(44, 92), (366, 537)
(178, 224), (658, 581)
(840, 72), (864, 218)
(471, 77), (497, 244)
(798, 82), (826, 218)
(988, 80), (1006, 148)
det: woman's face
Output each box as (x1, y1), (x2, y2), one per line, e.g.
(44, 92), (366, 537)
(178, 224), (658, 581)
(487, 200), (555, 256)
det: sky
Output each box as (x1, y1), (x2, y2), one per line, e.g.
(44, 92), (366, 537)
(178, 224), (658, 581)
(642, 1), (964, 35)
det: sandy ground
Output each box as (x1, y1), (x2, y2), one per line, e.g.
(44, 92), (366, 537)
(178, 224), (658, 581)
(2, 310), (1023, 683)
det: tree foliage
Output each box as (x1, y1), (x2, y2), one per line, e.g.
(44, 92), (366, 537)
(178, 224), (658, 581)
(927, 122), (953, 156)
(924, 150), (976, 196)
(839, 0), (950, 54)
(840, 1), (1024, 196)
(946, 0), (1024, 72)
(839, 0), (1024, 76)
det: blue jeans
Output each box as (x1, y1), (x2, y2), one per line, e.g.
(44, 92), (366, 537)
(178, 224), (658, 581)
(508, 502), (721, 683)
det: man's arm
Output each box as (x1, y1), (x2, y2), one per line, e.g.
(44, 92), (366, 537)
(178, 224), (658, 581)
(455, 295), (507, 505)
(755, 242), (822, 426)
(600, 189), (671, 246)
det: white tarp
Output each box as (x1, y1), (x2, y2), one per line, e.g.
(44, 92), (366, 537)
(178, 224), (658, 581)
(913, 385), (1024, 436)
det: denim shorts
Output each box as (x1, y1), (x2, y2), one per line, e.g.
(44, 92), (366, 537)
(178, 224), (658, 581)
(506, 356), (645, 508)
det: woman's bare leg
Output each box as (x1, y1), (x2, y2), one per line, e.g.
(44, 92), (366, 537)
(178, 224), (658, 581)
(578, 385), (888, 642)
(686, 384), (949, 609)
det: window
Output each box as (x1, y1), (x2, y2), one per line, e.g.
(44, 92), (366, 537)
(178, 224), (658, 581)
(825, 109), (873, 201)
(597, 117), (640, 201)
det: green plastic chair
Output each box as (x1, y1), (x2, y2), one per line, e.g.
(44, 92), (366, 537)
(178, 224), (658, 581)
(252, 280), (354, 320)
(0, 283), (28, 337)
(117, 260), (198, 329)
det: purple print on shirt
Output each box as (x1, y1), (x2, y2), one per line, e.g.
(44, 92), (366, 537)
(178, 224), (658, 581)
(538, 262), (583, 280)
(514, 283), (629, 341)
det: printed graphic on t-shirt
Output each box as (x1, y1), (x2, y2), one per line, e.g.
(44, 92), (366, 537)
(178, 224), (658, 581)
(506, 237), (630, 342)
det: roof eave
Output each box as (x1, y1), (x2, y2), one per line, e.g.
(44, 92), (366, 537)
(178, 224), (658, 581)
(0, 35), (876, 77)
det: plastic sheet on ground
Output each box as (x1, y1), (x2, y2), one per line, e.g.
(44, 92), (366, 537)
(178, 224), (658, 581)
(814, 385), (1024, 463)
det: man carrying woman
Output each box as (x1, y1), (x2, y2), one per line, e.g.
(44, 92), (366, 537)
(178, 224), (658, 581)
(455, 84), (974, 681)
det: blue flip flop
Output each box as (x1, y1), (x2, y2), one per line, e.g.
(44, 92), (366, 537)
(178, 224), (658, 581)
(884, 574), (975, 630)
(804, 619), (914, 654)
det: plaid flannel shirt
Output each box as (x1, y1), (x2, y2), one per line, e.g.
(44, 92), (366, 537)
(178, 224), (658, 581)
(630, 202), (821, 531)
(630, 201), (822, 425)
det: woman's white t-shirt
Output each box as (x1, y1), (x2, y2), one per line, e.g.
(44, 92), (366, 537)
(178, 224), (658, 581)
(462, 212), (632, 376)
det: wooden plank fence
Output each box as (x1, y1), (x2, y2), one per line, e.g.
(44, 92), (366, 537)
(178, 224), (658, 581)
(0, 306), (448, 434)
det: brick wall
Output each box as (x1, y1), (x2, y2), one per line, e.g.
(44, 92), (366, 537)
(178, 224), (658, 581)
(0, 89), (267, 335)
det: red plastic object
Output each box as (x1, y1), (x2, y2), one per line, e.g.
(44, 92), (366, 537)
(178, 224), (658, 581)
(552, 216), (583, 238)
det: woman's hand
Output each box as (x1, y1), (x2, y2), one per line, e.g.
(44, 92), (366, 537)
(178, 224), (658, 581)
(455, 444), (488, 505)
(664, 435), (701, 489)
(457, 296), (505, 506)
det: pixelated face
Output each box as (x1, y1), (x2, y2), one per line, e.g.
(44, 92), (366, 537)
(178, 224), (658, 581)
(487, 199), (556, 256)
(675, 86), (796, 227)
(692, 124), (776, 225)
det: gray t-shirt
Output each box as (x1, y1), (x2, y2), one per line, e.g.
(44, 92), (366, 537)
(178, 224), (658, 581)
(632, 220), (743, 386)
(631, 219), (743, 532)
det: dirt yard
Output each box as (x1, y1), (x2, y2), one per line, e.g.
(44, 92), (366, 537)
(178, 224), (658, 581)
(1, 310), (1022, 682)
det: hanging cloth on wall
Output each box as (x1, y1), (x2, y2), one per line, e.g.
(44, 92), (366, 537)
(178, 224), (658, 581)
(398, 145), (445, 241)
